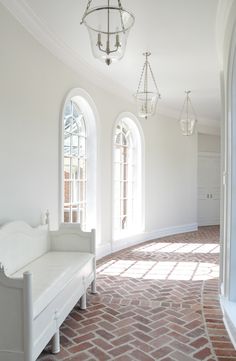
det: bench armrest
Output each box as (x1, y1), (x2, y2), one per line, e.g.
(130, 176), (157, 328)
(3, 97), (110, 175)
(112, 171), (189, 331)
(50, 224), (96, 254)
(0, 265), (33, 360)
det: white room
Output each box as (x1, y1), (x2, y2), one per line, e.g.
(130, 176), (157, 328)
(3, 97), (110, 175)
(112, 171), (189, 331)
(1, 1), (235, 360)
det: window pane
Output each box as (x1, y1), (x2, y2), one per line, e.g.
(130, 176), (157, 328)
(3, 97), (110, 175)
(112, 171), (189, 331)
(64, 209), (70, 223)
(64, 157), (70, 179)
(64, 133), (71, 155)
(64, 181), (70, 204)
(72, 207), (79, 223)
(79, 159), (86, 180)
(113, 119), (136, 234)
(71, 158), (79, 179)
(63, 99), (87, 229)
(79, 137), (86, 157)
(71, 135), (78, 156)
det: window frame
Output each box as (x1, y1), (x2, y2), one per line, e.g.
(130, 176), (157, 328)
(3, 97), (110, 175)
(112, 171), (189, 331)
(60, 89), (98, 232)
(63, 100), (87, 228)
(112, 112), (145, 240)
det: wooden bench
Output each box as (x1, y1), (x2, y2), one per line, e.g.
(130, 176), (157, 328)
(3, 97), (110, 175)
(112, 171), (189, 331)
(0, 218), (96, 361)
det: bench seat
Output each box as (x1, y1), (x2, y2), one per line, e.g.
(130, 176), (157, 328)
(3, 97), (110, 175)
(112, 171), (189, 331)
(12, 252), (94, 318)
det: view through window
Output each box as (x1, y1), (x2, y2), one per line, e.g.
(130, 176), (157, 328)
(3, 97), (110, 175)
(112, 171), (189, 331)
(63, 100), (87, 229)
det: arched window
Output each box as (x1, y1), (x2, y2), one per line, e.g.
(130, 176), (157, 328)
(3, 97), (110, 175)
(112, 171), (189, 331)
(113, 114), (144, 238)
(63, 100), (87, 227)
(61, 89), (98, 232)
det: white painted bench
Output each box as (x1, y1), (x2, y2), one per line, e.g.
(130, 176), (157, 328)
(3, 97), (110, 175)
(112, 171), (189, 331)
(0, 219), (96, 361)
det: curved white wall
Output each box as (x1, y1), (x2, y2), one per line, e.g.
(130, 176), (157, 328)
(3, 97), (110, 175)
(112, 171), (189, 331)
(0, 3), (197, 257)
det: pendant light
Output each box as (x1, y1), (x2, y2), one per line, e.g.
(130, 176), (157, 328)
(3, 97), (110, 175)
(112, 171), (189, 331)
(81, 0), (135, 66)
(179, 90), (197, 136)
(134, 52), (161, 119)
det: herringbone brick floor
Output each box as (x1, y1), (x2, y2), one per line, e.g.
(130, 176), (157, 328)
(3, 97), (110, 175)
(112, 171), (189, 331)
(38, 226), (236, 361)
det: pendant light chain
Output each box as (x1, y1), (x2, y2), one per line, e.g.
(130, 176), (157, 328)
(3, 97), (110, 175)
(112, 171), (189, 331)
(136, 62), (146, 95)
(188, 96), (198, 119)
(81, 0), (93, 24)
(118, 0), (126, 33)
(187, 92), (189, 120)
(148, 63), (159, 94)
(118, 0), (123, 10)
(144, 54), (148, 93)
(107, 0), (110, 54)
(135, 53), (160, 96)
(179, 97), (187, 120)
(186, 93), (189, 134)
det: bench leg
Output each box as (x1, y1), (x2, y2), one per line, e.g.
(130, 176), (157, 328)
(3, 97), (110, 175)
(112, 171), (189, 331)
(51, 329), (60, 354)
(91, 279), (97, 294)
(80, 292), (87, 310)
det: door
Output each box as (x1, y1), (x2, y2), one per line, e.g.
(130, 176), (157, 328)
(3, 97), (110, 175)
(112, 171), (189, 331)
(198, 153), (220, 226)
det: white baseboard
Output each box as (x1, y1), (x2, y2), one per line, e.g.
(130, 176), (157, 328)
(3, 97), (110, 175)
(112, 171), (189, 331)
(220, 296), (236, 349)
(144, 223), (198, 242)
(96, 223), (198, 260)
(96, 243), (112, 260)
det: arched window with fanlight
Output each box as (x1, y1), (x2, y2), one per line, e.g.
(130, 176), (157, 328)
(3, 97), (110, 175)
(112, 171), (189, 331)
(113, 114), (144, 238)
(62, 89), (97, 232)
(63, 100), (87, 228)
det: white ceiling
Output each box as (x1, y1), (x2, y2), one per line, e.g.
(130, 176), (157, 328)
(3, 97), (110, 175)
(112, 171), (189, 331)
(4, 0), (221, 125)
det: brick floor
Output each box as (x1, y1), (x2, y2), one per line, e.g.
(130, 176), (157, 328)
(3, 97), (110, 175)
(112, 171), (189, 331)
(38, 226), (235, 361)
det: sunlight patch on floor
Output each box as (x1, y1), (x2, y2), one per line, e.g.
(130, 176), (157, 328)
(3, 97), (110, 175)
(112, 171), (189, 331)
(97, 259), (219, 281)
(133, 242), (220, 254)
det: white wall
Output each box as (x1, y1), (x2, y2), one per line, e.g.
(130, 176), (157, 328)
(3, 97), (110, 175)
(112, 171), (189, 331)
(198, 133), (221, 153)
(0, 3), (197, 254)
(143, 115), (197, 232)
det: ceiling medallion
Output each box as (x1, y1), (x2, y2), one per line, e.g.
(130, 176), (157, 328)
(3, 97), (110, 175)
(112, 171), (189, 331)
(81, 0), (135, 66)
(134, 52), (161, 119)
(179, 90), (197, 136)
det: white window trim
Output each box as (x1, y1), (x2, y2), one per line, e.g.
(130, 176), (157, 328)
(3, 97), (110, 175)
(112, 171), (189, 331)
(220, 3), (236, 349)
(112, 112), (145, 241)
(60, 88), (100, 233)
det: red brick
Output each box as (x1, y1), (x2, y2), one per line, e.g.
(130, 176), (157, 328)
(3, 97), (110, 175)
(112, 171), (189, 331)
(73, 332), (95, 344)
(170, 340), (194, 354)
(68, 341), (93, 353)
(88, 346), (110, 360)
(93, 338), (113, 350)
(151, 346), (173, 359)
(131, 349), (155, 361)
(112, 334), (134, 347)
(109, 344), (133, 357)
(194, 347), (212, 360)
(190, 337), (209, 348)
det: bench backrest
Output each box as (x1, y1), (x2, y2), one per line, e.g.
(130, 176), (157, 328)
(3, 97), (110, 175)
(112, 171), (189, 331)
(0, 221), (49, 275)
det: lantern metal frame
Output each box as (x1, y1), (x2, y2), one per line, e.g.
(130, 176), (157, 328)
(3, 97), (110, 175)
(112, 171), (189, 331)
(179, 90), (197, 136)
(134, 52), (161, 119)
(81, 0), (135, 65)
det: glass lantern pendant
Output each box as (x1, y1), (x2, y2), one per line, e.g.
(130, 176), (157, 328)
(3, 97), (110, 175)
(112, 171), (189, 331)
(134, 52), (161, 119)
(81, 0), (135, 66)
(179, 90), (197, 136)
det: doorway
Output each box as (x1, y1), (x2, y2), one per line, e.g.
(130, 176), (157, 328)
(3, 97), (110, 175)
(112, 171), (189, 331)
(197, 133), (221, 226)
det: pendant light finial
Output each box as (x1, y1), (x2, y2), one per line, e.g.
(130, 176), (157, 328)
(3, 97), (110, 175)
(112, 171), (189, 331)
(134, 52), (161, 119)
(179, 90), (197, 136)
(81, 0), (135, 65)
